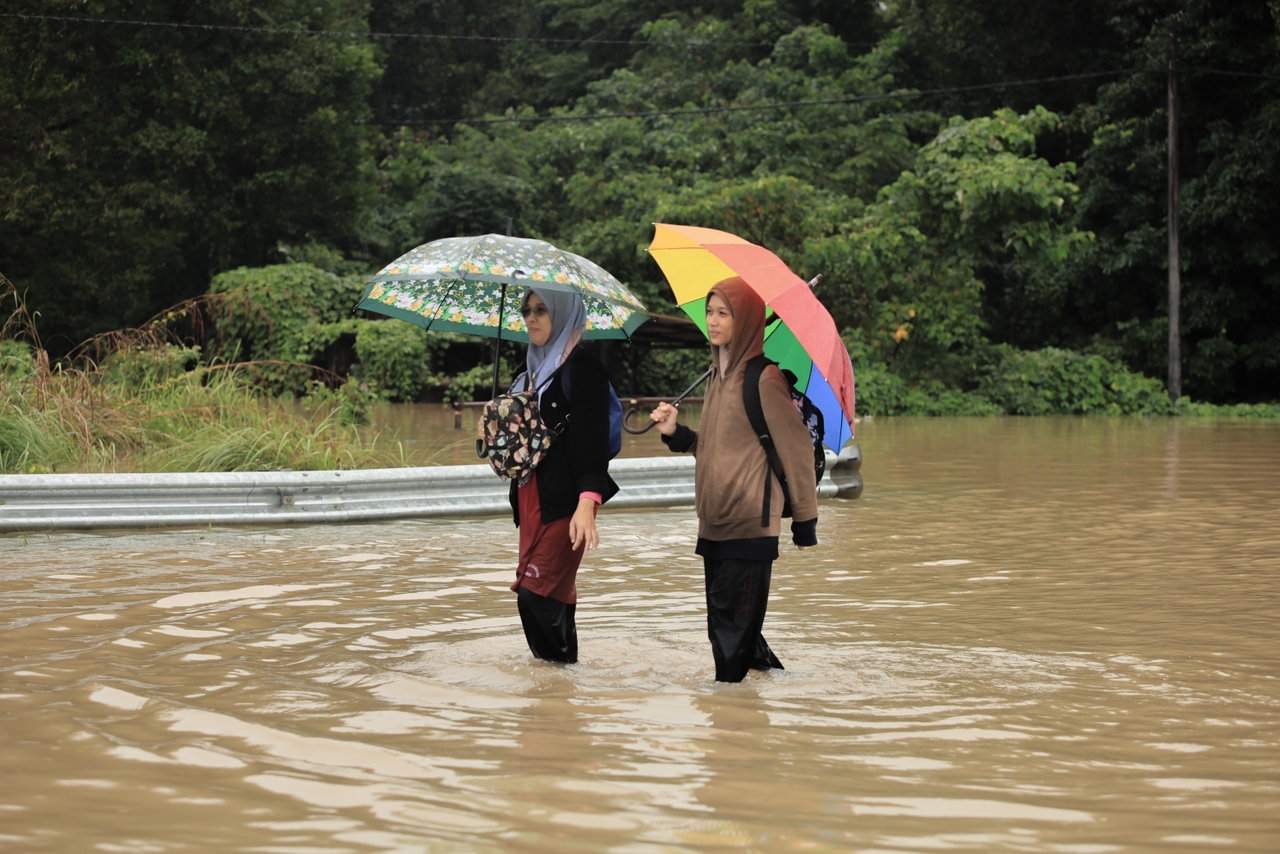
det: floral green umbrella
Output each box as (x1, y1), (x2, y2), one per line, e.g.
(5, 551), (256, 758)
(356, 234), (650, 343)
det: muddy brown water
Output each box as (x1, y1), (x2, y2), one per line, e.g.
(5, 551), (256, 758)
(1, 417), (1278, 852)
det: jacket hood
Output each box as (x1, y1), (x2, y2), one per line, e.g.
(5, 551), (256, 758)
(708, 276), (765, 376)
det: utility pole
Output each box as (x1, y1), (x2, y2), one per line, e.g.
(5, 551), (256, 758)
(1167, 28), (1182, 402)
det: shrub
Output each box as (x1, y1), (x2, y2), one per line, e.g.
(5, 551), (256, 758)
(206, 263), (368, 392)
(353, 321), (429, 402)
(1174, 398), (1280, 418)
(0, 339), (35, 380)
(852, 362), (1002, 416)
(978, 346), (1172, 415)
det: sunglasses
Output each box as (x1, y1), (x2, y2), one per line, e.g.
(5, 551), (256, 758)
(520, 304), (548, 318)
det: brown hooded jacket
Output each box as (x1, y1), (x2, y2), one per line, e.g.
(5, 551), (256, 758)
(664, 277), (818, 543)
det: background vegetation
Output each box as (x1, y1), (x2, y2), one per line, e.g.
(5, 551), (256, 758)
(0, 275), (429, 473)
(3, 0), (1278, 437)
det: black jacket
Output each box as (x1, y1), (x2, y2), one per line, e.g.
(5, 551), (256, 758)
(509, 347), (619, 525)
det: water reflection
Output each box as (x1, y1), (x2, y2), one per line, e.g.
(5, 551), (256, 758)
(1, 417), (1278, 852)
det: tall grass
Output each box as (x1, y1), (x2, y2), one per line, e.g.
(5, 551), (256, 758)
(0, 275), (426, 474)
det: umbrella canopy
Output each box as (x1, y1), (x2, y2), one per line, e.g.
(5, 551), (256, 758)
(647, 222), (856, 450)
(356, 234), (650, 342)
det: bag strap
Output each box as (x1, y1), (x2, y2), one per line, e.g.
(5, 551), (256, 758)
(743, 354), (781, 528)
(529, 358), (569, 396)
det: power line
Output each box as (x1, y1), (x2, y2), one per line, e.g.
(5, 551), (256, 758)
(371, 69), (1145, 126)
(375, 64), (1278, 127)
(0, 11), (786, 48)
(1180, 64), (1280, 81)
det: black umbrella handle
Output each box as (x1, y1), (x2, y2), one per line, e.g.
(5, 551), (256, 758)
(621, 366), (715, 434)
(622, 408), (658, 434)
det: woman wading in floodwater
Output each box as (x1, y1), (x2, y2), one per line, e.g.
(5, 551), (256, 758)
(503, 287), (618, 663)
(649, 277), (818, 682)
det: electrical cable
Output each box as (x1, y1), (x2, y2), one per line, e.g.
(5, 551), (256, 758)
(370, 68), (1146, 126)
(5, 11), (1274, 128)
(374, 64), (1279, 127)
(1178, 64), (1280, 81)
(0, 11), (854, 47)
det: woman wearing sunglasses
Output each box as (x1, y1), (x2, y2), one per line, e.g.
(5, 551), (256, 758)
(503, 287), (618, 663)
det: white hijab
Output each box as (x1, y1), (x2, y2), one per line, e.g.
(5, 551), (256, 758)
(522, 286), (586, 401)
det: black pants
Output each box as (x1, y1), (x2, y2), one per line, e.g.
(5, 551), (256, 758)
(703, 557), (784, 682)
(516, 588), (578, 663)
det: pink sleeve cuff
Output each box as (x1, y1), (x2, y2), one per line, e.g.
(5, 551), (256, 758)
(580, 491), (603, 505)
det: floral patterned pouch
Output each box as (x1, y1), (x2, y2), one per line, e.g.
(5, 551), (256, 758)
(476, 369), (566, 483)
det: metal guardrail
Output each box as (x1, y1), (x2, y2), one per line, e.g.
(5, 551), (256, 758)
(0, 445), (861, 532)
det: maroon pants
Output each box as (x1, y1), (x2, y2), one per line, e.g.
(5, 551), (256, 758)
(510, 471), (589, 662)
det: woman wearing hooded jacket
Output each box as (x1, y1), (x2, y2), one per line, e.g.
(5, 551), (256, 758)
(648, 276), (819, 682)
(499, 286), (619, 663)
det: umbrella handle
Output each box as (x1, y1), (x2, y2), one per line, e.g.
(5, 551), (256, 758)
(620, 365), (715, 435)
(622, 407), (657, 434)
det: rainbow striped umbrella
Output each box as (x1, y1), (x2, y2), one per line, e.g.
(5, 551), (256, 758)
(648, 223), (856, 450)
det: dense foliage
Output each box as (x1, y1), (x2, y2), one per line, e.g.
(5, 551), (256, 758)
(206, 262), (518, 402)
(3, 0), (1278, 415)
(0, 0), (378, 350)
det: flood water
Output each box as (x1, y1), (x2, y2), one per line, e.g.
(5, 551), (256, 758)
(2, 417), (1278, 853)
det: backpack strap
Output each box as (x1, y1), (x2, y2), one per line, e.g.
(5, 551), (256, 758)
(743, 354), (780, 528)
(529, 358), (569, 397)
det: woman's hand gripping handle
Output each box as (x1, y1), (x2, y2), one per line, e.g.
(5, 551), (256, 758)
(648, 402), (679, 436)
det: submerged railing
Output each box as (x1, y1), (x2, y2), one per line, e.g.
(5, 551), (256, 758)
(0, 445), (861, 532)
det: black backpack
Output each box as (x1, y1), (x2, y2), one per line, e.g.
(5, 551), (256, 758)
(742, 354), (826, 526)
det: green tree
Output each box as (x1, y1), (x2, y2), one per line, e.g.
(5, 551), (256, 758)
(0, 0), (379, 354)
(1057, 0), (1280, 402)
(881, 0), (1127, 117)
(366, 0), (882, 125)
(813, 108), (1092, 385)
(874, 0), (1280, 403)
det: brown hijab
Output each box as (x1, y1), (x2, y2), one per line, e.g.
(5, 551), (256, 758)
(706, 276), (766, 377)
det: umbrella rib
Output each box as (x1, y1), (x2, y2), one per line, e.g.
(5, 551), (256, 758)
(419, 274), (466, 334)
(420, 236), (484, 334)
(422, 241), (486, 333)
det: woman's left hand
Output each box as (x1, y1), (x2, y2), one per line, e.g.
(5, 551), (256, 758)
(568, 498), (599, 552)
